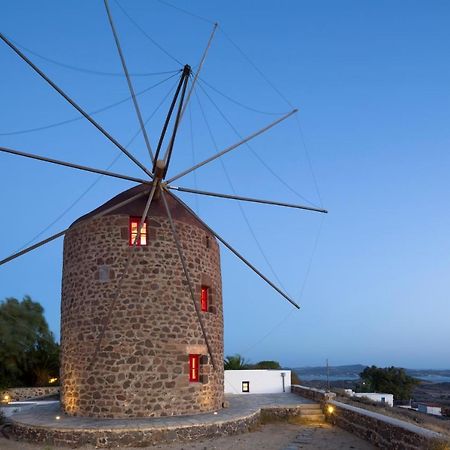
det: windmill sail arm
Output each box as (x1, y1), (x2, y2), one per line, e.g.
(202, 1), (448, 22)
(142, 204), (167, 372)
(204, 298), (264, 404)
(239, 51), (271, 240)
(0, 32), (153, 179)
(0, 145), (151, 185)
(0, 190), (149, 267)
(179, 22), (218, 124)
(164, 108), (297, 184)
(167, 185), (328, 214)
(167, 188), (300, 309)
(160, 188), (217, 370)
(103, 0), (154, 163)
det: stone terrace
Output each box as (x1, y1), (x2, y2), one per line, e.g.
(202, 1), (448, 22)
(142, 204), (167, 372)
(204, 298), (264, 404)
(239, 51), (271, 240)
(9, 393), (316, 448)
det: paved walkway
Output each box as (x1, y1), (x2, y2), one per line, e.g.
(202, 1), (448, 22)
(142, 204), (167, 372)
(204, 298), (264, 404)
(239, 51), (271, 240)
(10, 393), (313, 430)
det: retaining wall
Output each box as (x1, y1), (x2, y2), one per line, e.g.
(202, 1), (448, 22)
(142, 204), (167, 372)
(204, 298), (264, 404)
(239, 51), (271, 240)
(291, 385), (449, 449)
(1, 387), (60, 402)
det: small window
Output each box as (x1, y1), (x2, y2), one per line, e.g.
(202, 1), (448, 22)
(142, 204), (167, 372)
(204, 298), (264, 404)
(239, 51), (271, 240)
(129, 217), (147, 246)
(189, 354), (199, 382)
(200, 286), (209, 312)
(242, 381), (250, 393)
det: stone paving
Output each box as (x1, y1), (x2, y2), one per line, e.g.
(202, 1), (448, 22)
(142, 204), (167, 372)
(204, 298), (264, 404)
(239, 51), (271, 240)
(9, 393), (313, 430)
(10, 393), (314, 431)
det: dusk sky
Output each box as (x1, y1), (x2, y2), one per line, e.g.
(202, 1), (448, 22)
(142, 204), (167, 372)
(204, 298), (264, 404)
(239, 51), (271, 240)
(1, 1), (449, 370)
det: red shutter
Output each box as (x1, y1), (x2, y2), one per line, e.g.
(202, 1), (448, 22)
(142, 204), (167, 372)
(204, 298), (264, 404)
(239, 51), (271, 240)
(200, 286), (208, 312)
(189, 354), (199, 382)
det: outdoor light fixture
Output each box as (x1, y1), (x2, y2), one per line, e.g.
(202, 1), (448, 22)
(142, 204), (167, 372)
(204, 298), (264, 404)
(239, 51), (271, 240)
(327, 405), (335, 414)
(49, 377), (58, 384)
(2, 394), (10, 403)
(55, 416), (61, 420)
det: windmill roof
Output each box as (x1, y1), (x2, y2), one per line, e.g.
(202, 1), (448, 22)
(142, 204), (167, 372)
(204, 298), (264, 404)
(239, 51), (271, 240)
(70, 183), (211, 233)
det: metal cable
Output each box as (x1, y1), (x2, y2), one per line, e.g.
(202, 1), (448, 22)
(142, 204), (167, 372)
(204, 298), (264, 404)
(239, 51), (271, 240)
(155, 0), (215, 25)
(113, 0), (184, 66)
(195, 90), (290, 294)
(14, 79), (179, 253)
(196, 82), (319, 208)
(198, 77), (289, 116)
(0, 71), (179, 136)
(9, 38), (179, 77)
(188, 104), (200, 215)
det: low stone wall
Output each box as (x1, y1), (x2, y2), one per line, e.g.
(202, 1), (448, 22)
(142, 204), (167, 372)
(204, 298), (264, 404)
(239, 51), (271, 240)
(327, 400), (449, 450)
(10, 411), (260, 448)
(291, 385), (336, 403)
(1, 387), (60, 402)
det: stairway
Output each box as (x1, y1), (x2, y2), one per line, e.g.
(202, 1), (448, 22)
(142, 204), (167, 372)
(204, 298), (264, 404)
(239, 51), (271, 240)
(297, 403), (325, 423)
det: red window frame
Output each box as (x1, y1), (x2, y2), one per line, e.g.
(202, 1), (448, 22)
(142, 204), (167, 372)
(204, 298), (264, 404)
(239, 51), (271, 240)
(189, 354), (199, 382)
(129, 217), (147, 246)
(200, 286), (209, 312)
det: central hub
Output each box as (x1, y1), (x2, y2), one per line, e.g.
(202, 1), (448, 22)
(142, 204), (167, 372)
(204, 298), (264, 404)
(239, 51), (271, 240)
(154, 159), (166, 180)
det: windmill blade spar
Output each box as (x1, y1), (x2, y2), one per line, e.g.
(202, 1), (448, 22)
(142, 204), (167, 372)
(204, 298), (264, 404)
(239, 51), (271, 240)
(160, 187), (217, 370)
(0, 189), (149, 267)
(167, 185), (328, 214)
(167, 188), (300, 309)
(165, 109), (297, 184)
(0, 32), (153, 179)
(103, 0), (154, 163)
(0, 146), (151, 185)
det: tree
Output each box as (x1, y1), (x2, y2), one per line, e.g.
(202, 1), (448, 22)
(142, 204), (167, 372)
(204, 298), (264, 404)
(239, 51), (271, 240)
(224, 354), (250, 370)
(253, 360), (282, 370)
(359, 366), (419, 401)
(0, 296), (59, 388)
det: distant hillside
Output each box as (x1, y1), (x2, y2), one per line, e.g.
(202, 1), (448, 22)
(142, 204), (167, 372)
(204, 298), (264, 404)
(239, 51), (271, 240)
(294, 365), (450, 382)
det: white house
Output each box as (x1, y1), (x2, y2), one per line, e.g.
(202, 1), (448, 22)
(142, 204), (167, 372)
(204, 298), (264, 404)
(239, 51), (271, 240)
(417, 403), (442, 416)
(224, 370), (291, 394)
(344, 389), (394, 407)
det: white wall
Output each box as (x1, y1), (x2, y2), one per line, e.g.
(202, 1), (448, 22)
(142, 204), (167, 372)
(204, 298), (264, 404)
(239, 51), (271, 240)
(224, 370), (291, 394)
(354, 392), (394, 407)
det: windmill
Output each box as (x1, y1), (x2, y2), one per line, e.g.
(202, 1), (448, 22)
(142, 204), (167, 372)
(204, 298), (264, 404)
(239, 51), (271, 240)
(0, 1), (327, 418)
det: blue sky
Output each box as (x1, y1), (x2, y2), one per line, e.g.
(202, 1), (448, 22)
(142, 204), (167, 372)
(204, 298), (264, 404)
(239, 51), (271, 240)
(1, 1), (449, 369)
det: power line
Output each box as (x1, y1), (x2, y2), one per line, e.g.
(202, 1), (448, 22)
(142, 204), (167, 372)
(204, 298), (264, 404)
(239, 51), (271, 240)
(0, 71), (179, 136)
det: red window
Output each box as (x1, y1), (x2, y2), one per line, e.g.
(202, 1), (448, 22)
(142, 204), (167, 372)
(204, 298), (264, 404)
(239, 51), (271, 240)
(129, 217), (147, 246)
(200, 286), (209, 312)
(189, 354), (199, 382)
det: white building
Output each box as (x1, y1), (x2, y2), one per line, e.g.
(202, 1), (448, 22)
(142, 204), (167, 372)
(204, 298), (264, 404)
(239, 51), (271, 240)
(344, 389), (394, 407)
(417, 403), (442, 416)
(224, 370), (291, 394)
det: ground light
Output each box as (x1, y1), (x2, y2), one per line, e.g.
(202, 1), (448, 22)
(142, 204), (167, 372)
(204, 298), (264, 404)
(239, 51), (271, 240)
(327, 405), (335, 414)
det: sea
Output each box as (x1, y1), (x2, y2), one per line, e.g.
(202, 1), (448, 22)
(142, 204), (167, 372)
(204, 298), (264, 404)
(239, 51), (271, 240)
(300, 374), (450, 383)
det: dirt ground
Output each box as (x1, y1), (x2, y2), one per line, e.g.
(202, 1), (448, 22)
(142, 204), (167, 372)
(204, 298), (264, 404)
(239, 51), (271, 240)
(0, 423), (375, 449)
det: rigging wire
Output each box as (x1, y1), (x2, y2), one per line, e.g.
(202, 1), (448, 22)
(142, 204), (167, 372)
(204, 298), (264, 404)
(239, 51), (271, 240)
(14, 79), (179, 253)
(155, 0), (215, 25)
(198, 76), (289, 117)
(188, 103), (200, 215)
(8, 38), (179, 77)
(196, 81), (319, 208)
(195, 89), (289, 295)
(218, 27), (294, 110)
(113, 0), (184, 66)
(238, 213), (325, 356)
(0, 71), (180, 136)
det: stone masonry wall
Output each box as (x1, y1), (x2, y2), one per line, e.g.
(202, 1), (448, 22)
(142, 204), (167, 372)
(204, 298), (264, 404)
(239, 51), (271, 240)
(0, 387), (59, 402)
(60, 198), (223, 418)
(327, 401), (448, 450)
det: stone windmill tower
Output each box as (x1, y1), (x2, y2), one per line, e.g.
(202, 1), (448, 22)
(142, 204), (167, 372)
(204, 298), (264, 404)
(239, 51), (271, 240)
(0, 1), (327, 419)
